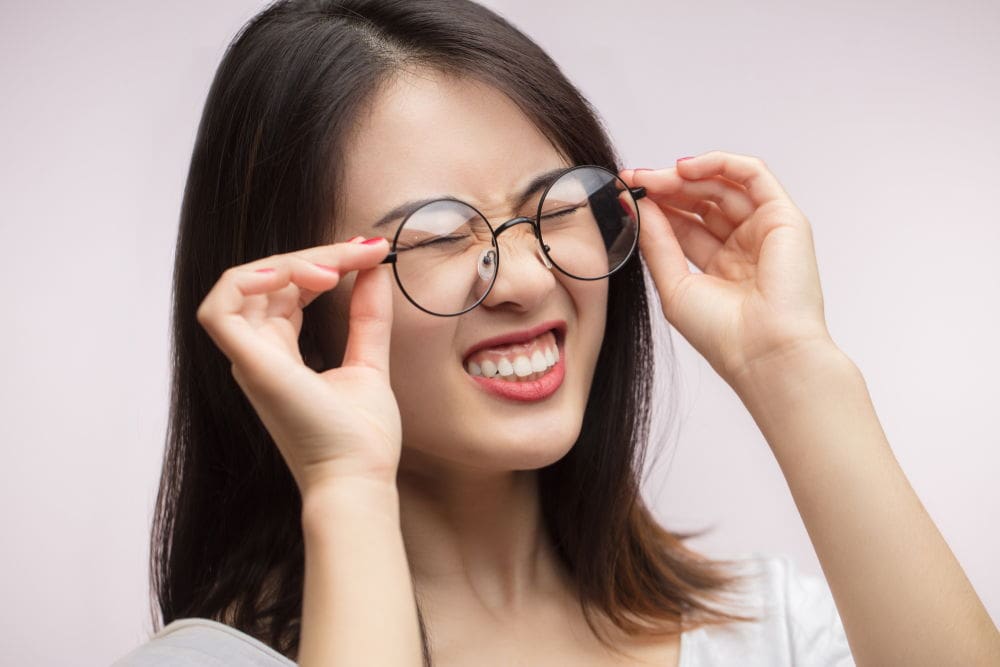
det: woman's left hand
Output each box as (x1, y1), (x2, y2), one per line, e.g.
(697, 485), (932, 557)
(619, 151), (837, 388)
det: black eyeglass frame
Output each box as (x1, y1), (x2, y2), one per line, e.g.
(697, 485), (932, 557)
(378, 164), (647, 317)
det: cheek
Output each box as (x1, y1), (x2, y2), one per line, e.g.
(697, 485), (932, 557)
(569, 277), (608, 336)
(568, 278), (608, 387)
(387, 300), (457, 404)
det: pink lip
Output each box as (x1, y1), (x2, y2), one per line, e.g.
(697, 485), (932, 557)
(462, 319), (567, 360)
(466, 335), (566, 402)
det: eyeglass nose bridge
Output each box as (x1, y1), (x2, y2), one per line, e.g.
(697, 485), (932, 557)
(377, 215), (552, 270)
(492, 216), (553, 270)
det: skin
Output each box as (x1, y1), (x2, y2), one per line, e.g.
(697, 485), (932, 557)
(199, 68), (999, 665)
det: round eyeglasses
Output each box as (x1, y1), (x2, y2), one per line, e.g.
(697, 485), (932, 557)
(378, 164), (646, 317)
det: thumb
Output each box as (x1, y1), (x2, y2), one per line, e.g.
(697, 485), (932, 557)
(634, 195), (692, 302)
(341, 262), (394, 376)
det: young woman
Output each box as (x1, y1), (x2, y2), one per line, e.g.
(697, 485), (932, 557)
(114, 1), (998, 665)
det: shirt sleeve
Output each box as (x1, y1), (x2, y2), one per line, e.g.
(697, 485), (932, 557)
(768, 552), (856, 666)
(111, 618), (297, 666)
(680, 552), (856, 666)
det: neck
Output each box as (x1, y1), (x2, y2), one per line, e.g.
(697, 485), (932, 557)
(396, 448), (568, 615)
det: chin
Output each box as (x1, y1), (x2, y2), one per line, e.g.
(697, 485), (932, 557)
(459, 417), (582, 471)
(400, 419), (581, 475)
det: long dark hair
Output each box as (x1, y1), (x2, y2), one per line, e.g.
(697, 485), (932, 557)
(151, 0), (760, 662)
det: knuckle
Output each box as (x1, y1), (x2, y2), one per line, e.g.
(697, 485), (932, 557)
(195, 301), (212, 325)
(249, 254), (282, 271)
(694, 200), (714, 216)
(220, 266), (240, 283)
(297, 254), (329, 270)
(259, 250), (282, 263)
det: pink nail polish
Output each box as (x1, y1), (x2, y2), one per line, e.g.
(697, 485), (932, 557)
(677, 156), (694, 162)
(361, 236), (386, 245)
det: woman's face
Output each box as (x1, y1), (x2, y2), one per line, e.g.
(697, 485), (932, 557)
(325, 70), (607, 475)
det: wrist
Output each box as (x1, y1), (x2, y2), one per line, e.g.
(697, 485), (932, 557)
(301, 475), (401, 535)
(727, 338), (861, 415)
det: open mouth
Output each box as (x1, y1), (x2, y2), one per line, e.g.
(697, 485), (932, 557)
(463, 327), (564, 383)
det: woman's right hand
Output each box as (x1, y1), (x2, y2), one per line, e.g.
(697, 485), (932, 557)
(195, 236), (401, 496)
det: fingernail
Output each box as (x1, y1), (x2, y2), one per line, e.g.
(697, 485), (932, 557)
(677, 156), (694, 162)
(254, 268), (275, 273)
(348, 235), (366, 243)
(314, 263), (338, 273)
(361, 236), (386, 245)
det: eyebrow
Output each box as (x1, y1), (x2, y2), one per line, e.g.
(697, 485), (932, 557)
(370, 166), (568, 230)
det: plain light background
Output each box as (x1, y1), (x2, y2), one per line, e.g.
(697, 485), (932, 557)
(1, 0), (997, 663)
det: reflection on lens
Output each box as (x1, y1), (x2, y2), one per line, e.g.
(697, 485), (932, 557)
(392, 199), (496, 316)
(536, 166), (638, 280)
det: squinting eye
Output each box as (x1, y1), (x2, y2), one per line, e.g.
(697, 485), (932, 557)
(540, 206), (582, 219)
(397, 234), (468, 252)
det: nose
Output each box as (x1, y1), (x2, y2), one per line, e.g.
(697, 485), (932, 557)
(478, 216), (556, 312)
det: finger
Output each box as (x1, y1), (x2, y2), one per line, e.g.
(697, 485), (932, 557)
(240, 237), (389, 298)
(340, 262), (394, 376)
(636, 197), (703, 298)
(199, 239), (394, 373)
(673, 151), (789, 207)
(245, 238), (391, 312)
(289, 237), (390, 271)
(203, 256), (337, 324)
(665, 175), (756, 225)
(654, 203), (722, 272)
(262, 255), (342, 320)
(198, 254), (353, 373)
(659, 199), (732, 244)
(196, 266), (316, 377)
(623, 168), (755, 227)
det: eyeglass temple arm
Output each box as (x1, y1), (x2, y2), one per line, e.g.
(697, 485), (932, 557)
(380, 185), (647, 266)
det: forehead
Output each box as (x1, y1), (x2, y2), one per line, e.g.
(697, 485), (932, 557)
(338, 69), (569, 231)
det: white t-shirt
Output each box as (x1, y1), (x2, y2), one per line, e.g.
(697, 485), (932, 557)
(113, 552), (855, 665)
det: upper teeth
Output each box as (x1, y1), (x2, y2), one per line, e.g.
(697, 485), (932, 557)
(465, 331), (560, 379)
